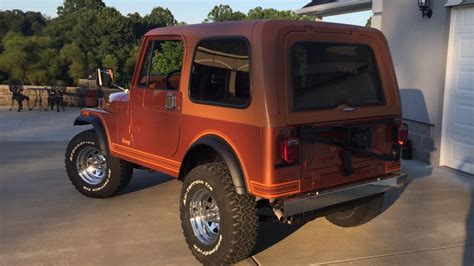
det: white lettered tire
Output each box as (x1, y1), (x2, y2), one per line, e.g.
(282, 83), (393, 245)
(65, 129), (133, 198)
(180, 162), (258, 264)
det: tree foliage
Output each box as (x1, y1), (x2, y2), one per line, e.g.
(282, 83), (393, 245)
(151, 41), (184, 75)
(0, 1), (314, 85)
(247, 7), (312, 20)
(366, 17), (372, 27)
(0, 0), (143, 85)
(0, 10), (47, 37)
(204, 5), (246, 22)
(205, 5), (313, 22)
(57, 0), (105, 15)
(145, 7), (177, 28)
(60, 43), (87, 83)
(0, 32), (63, 85)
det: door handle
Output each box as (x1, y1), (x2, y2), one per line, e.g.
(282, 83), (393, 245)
(165, 93), (176, 110)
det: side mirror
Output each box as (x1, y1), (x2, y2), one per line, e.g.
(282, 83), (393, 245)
(96, 68), (113, 87)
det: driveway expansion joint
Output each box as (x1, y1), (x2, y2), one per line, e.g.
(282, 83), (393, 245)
(317, 243), (474, 265)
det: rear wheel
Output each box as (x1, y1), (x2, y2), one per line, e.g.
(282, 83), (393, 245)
(180, 162), (258, 265)
(325, 193), (385, 227)
(65, 129), (133, 198)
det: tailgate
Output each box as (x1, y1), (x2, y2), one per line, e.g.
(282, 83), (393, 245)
(280, 27), (403, 190)
(298, 119), (401, 191)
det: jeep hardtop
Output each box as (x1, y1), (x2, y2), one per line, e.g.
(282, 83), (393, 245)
(65, 20), (407, 265)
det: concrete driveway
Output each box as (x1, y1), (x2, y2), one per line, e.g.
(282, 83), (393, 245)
(0, 107), (88, 142)
(0, 108), (473, 265)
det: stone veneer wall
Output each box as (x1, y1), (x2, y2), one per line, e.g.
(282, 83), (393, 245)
(404, 119), (435, 164)
(0, 85), (119, 107)
(0, 85), (81, 107)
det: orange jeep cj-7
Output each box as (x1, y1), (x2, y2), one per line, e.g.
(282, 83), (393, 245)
(65, 20), (408, 265)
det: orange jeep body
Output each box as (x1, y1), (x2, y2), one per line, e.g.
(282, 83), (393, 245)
(76, 20), (404, 200)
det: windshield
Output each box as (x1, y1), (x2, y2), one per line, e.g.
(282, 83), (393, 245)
(291, 42), (385, 111)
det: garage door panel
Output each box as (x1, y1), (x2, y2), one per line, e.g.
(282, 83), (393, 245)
(454, 105), (474, 129)
(451, 140), (474, 174)
(455, 7), (474, 32)
(453, 141), (474, 163)
(464, 12), (474, 26)
(460, 38), (474, 58)
(442, 6), (474, 175)
(458, 70), (474, 93)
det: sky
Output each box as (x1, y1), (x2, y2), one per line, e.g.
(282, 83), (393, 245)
(0, 0), (372, 26)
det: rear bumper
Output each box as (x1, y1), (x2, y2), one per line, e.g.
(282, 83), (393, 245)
(282, 173), (407, 217)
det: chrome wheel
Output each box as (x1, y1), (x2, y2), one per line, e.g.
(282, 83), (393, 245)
(189, 188), (221, 246)
(76, 146), (107, 185)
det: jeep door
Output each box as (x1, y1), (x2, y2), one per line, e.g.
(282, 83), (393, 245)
(130, 36), (184, 158)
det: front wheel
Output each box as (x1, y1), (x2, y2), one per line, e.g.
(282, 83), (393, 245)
(180, 162), (258, 265)
(65, 129), (133, 198)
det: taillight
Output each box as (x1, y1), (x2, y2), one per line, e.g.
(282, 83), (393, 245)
(279, 137), (300, 164)
(398, 123), (408, 145)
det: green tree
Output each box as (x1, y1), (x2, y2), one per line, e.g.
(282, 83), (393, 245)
(0, 10), (47, 37)
(45, 6), (135, 83)
(0, 32), (61, 84)
(247, 6), (313, 20)
(93, 7), (134, 58)
(102, 54), (119, 80)
(2, 2), (183, 85)
(204, 5), (313, 23)
(42, 11), (76, 46)
(57, 0), (105, 15)
(0, 33), (33, 81)
(86, 51), (98, 76)
(151, 41), (183, 75)
(27, 37), (64, 85)
(60, 43), (87, 84)
(123, 43), (141, 85)
(93, 7), (135, 83)
(145, 7), (176, 27)
(204, 4), (247, 22)
(128, 12), (147, 39)
(366, 17), (372, 27)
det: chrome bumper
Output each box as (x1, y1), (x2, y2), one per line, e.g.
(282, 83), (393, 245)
(282, 173), (408, 217)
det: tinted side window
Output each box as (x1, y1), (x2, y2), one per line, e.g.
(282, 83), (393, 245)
(190, 39), (251, 107)
(137, 40), (184, 89)
(292, 42), (385, 111)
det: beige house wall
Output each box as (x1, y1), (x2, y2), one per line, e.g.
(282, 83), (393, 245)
(374, 0), (452, 164)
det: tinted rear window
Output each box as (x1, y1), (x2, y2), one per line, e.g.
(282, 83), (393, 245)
(291, 42), (385, 111)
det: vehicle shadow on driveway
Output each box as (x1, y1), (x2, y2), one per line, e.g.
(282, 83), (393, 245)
(252, 218), (302, 255)
(382, 160), (432, 213)
(252, 160), (432, 256)
(117, 170), (173, 196)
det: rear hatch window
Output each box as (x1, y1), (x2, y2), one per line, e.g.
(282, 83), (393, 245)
(292, 42), (385, 111)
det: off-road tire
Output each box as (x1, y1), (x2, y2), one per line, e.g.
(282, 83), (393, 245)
(65, 129), (133, 198)
(180, 162), (258, 265)
(325, 193), (385, 227)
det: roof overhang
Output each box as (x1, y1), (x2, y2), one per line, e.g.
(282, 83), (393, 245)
(296, 0), (372, 17)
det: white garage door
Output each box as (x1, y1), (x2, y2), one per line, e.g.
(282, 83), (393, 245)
(441, 6), (474, 174)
